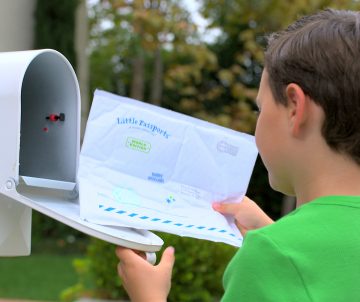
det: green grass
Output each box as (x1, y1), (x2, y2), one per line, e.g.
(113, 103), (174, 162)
(0, 253), (79, 301)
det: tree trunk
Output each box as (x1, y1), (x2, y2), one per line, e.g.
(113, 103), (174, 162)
(130, 55), (145, 101)
(150, 47), (163, 106)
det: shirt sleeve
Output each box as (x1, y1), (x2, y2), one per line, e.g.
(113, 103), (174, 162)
(221, 231), (312, 302)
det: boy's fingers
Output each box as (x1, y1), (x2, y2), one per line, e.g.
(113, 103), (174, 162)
(117, 262), (125, 278)
(159, 246), (175, 271)
(212, 196), (253, 215)
(116, 247), (143, 264)
(116, 246), (175, 269)
(212, 201), (242, 215)
(116, 246), (129, 258)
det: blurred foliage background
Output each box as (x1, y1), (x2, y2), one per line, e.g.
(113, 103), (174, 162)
(14, 0), (360, 301)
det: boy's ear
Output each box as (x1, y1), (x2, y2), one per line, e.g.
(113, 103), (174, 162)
(285, 83), (309, 137)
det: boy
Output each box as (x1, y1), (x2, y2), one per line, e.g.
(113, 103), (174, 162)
(116, 9), (360, 301)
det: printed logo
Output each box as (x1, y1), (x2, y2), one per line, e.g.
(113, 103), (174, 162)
(216, 140), (239, 156)
(147, 172), (164, 183)
(126, 137), (151, 153)
(166, 195), (176, 204)
(117, 117), (170, 139)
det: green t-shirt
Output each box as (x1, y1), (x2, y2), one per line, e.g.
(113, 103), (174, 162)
(222, 195), (360, 302)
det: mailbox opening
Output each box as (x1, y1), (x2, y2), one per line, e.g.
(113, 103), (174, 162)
(19, 51), (79, 190)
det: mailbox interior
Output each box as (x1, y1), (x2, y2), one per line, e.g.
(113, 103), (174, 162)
(19, 52), (79, 189)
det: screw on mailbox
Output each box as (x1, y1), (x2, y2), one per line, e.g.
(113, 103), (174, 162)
(46, 113), (65, 122)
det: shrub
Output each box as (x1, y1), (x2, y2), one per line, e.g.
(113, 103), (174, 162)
(62, 233), (236, 301)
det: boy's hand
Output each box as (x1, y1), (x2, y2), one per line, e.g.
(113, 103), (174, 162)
(116, 246), (175, 302)
(212, 196), (273, 236)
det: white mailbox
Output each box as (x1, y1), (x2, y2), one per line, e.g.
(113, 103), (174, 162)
(0, 49), (163, 257)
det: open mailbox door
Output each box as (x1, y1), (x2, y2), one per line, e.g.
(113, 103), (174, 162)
(0, 49), (163, 256)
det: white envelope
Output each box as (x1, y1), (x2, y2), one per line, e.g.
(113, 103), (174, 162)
(79, 90), (258, 247)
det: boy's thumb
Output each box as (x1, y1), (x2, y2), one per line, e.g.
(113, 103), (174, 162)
(212, 202), (239, 215)
(159, 246), (175, 271)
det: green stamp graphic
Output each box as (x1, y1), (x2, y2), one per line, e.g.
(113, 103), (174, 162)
(126, 137), (151, 153)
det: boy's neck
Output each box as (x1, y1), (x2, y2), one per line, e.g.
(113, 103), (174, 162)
(294, 152), (360, 206)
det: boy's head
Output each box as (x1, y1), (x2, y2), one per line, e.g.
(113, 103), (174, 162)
(264, 9), (360, 165)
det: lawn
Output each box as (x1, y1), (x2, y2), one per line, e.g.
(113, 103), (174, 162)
(0, 253), (79, 301)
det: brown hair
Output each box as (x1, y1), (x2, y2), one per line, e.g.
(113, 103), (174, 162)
(265, 9), (360, 164)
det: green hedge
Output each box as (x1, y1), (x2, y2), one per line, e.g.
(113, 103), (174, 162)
(34, 0), (79, 67)
(62, 233), (236, 301)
